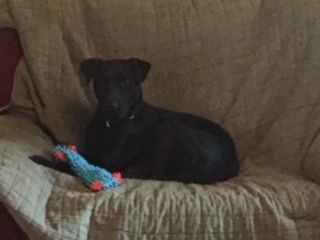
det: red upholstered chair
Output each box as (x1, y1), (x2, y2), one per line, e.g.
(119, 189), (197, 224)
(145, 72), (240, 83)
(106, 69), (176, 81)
(0, 27), (29, 240)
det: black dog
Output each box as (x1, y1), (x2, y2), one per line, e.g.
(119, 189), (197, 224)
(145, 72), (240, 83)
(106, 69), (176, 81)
(31, 58), (239, 184)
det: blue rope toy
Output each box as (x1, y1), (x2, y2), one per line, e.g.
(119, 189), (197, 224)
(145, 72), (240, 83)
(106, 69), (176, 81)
(54, 145), (123, 191)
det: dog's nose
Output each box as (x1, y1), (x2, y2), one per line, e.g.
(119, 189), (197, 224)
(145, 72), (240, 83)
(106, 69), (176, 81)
(107, 102), (119, 111)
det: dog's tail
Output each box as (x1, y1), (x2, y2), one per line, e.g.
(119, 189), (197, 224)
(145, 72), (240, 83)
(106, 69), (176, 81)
(29, 155), (74, 175)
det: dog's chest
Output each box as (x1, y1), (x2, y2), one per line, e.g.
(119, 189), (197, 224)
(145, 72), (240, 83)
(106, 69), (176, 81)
(87, 120), (153, 157)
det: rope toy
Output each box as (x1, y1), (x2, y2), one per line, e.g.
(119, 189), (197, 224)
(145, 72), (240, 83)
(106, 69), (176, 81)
(54, 145), (123, 191)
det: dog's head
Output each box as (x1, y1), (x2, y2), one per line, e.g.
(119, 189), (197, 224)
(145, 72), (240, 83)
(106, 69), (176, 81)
(80, 58), (151, 121)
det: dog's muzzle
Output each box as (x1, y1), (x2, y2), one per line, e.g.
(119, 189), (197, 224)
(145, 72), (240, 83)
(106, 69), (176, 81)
(105, 114), (135, 128)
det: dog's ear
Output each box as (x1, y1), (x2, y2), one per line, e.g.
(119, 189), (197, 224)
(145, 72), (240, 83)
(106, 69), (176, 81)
(129, 58), (151, 82)
(80, 58), (103, 82)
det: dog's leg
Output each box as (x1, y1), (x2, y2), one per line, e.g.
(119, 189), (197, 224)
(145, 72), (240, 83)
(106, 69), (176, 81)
(29, 155), (75, 175)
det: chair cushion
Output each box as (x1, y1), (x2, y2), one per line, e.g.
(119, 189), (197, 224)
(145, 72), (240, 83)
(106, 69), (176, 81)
(1, 115), (320, 239)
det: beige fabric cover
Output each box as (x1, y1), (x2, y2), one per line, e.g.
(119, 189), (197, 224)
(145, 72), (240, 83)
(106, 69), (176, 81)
(1, 0), (320, 239)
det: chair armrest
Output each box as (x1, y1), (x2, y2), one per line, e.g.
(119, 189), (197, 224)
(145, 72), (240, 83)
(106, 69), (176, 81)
(302, 132), (320, 185)
(0, 28), (23, 112)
